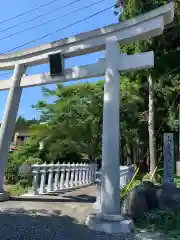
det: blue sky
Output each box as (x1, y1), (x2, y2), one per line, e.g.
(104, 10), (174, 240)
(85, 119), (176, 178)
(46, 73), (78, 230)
(0, 0), (117, 120)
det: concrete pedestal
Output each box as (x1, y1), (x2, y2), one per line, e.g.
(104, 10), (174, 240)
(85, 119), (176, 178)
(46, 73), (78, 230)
(0, 191), (9, 202)
(93, 180), (101, 211)
(93, 202), (101, 211)
(86, 213), (134, 235)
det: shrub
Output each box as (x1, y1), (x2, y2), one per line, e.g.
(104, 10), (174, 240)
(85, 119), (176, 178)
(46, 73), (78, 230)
(5, 153), (23, 184)
(120, 179), (141, 198)
(156, 168), (163, 184)
(5, 153), (42, 185)
(174, 175), (180, 187)
(136, 208), (180, 234)
(7, 182), (28, 196)
(142, 172), (152, 181)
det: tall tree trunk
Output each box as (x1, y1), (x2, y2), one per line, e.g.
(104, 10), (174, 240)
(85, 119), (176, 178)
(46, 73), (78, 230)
(148, 74), (156, 174)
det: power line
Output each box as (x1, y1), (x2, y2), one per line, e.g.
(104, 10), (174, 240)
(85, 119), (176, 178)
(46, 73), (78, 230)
(0, 0), (64, 25)
(0, 0), (107, 42)
(0, 0), (81, 34)
(2, 5), (113, 54)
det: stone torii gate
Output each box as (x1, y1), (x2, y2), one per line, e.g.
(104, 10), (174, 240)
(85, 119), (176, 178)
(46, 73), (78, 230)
(0, 2), (174, 235)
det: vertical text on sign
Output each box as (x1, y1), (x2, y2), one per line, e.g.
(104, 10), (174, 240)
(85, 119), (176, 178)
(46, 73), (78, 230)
(163, 133), (174, 184)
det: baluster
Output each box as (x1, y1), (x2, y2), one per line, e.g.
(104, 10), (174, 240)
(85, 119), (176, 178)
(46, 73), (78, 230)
(128, 165), (134, 182)
(70, 163), (75, 187)
(90, 164), (94, 182)
(86, 164), (89, 184)
(59, 163), (66, 190)
(84, 164), (87, 184)
(78, 163), (83, 185)
(120, 171), (122, 188)
(85, 164), (90, 183)
(126, 170), (128, 185)
(74, 163), (79, 186)
(92, 164), (97, 181)
(88, 164), (92, 183)
(95, 164), (98, 180)
(32, 163), (40, 195)
(65, 163), (71, 188)
(39, 163), (47, 194)
(82, 163), (86, 185)
(54, 162), (60, 191)
(89, 164), (93, 183)
(47, 163), (54, 192)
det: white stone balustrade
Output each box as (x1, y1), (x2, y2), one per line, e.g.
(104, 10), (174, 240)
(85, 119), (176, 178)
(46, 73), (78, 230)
(93, 165), (134, 211)
(31, 162), (97, 195)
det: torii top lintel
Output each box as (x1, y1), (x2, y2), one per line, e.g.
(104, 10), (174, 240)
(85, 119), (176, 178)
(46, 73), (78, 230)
(0, 2), (174, 70)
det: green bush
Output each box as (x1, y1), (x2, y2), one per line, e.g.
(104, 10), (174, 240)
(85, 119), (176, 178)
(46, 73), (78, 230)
(156, 168), (163, 184)
(5, 153), (42, 185)
(120, 179), (141, 198)
(142, 172), (152, 181)
(136, 208), (180, 234)
(174, 175), (180, 187)
(5, 153), (23, 184)
(7, 182), (28, 196)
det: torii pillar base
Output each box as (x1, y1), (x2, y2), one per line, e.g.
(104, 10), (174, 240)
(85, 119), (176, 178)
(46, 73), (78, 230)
(0, 191), (9, 202)
(86, 213), (134, 237)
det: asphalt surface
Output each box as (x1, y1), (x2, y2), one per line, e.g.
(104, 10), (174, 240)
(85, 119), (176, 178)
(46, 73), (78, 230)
(0, 185), (176, 240)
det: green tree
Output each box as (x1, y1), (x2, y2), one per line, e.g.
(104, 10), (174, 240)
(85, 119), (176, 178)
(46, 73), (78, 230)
(30, 82), (103, 162)
(15, 116), (39, 131)
(121, 0), (180, 173)
(26, 78), (142, 165)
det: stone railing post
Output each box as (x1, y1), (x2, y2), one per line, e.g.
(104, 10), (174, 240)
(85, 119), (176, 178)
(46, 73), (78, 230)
(78, 163), (83, 185)
(70, 163), (75, 187)
(65, 163), (71, 188)
(85, 164), (90, 183)
(86, 164), (89, 183)
(74, 163), (79, 186)
(59, 163), (66, 190)
(39, 163), (47, 194)
(128, 165), (134, 182)
(88, 164), (93, 183)
(94, 164), (96, 181)
(47, 163), (54, 192)
(119, 167), (126, 188)
(93, 170), (102, 211)
(54, 162), (61, 191)
(31, 163), (40, 195)
(91, 164), (96, 182)
(82, 163), (86, 184)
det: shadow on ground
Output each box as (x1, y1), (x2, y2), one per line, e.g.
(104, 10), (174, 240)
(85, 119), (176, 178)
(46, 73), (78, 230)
(10, 194), (96, 203)
(0, 208), (132, 240)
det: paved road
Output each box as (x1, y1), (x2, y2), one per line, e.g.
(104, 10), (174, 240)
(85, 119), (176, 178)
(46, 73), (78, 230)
(0, 185), (132, 240)
(0, 185), (175, 240)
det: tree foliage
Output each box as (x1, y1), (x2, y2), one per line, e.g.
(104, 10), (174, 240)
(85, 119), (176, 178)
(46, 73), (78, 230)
(8, 1), (180, 174)
(21, 77), (141, 164)
(15, 116), (39, 131)
(120, 0), (180, 168)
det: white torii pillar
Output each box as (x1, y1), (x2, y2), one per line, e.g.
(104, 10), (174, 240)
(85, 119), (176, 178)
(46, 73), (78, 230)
(86, 37), (154, 233)
(0, 64), (25, 200)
